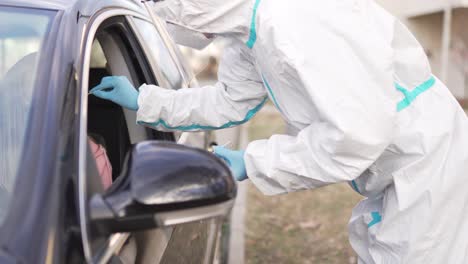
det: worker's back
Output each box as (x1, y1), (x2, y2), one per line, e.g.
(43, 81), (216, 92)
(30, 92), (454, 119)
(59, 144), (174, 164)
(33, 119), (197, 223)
(143, 1), (468, 262)
(251, 0), (468, 262)
(252, 0), (397, 129)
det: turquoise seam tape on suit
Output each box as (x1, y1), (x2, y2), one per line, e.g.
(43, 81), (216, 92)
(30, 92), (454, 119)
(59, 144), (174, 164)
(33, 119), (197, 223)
(246, 0), (262, 48)
(395, 76), (436, 112)
(368, 212), (382, 228)
(262, 75), (282, 112)
(351, 180), (361, 194)
(138, 97), (267, 131)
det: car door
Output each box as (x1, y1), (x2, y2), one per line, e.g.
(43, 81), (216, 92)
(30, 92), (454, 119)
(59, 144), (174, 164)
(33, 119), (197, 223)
(77, 8), (225, 264)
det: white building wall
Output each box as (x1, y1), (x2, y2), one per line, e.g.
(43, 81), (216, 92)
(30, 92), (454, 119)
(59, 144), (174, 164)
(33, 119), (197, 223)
(405, 9), (468, 98)
(376, 1), (468, 99)
(376, 0), (468, 16)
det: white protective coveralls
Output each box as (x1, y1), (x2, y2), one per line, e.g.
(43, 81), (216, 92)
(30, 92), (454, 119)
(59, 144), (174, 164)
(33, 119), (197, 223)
(139, 0), (468, 262)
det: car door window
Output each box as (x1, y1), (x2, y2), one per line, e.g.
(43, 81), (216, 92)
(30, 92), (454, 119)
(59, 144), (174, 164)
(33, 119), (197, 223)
(132, 18), (184, 89)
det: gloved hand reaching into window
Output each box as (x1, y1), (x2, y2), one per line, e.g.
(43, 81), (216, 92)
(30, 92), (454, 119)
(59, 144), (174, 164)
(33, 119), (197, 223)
(90, 76), (139, 111)
(213, 146), (247, 181)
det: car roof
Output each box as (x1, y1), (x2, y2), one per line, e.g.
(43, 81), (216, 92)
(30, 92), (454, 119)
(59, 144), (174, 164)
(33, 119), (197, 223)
(1, 0), (146, 14)
(3, 0), (76, 10)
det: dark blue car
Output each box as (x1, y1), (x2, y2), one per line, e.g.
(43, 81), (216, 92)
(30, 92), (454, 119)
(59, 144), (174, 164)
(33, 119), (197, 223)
(0, 0), (236, 263)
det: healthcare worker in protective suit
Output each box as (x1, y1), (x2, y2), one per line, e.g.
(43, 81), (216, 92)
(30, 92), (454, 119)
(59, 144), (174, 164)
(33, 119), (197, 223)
(91, 0), (468, 263)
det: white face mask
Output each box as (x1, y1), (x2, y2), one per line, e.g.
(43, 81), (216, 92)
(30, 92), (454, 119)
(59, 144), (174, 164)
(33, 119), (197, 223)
(166, 22), (215, 50)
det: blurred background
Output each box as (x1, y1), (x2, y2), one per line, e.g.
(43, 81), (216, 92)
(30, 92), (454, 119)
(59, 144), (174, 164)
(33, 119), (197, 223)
(178, 1), (468, 263)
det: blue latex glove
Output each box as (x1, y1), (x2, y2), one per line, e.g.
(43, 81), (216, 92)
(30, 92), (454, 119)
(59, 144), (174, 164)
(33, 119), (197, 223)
(213, 146), (247, 181)
(90, 76), (139, 111)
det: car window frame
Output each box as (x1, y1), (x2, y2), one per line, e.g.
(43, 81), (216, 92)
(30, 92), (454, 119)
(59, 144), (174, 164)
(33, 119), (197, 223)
(128, 14), (214, 147)
(127, 16), (185, 89)
(127, 16), (174, 87)
(136, 6), (191, 88)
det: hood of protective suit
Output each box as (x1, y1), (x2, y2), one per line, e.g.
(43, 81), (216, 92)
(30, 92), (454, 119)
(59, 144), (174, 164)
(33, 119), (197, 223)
(153, 0), (253, 40)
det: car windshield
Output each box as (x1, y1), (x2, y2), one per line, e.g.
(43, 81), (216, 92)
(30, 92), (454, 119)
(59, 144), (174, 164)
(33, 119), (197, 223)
(0, 6), (55, 225)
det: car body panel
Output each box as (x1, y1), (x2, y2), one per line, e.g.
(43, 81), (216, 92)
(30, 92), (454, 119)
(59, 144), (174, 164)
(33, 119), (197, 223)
(1, 0), (73, 10)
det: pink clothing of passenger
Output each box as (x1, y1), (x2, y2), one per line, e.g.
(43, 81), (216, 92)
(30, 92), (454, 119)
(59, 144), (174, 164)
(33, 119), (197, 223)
(89, 138), (113, 189)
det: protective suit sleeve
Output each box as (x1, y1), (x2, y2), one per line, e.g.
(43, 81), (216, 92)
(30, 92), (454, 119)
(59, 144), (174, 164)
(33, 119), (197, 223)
(136, 41), (267, 131)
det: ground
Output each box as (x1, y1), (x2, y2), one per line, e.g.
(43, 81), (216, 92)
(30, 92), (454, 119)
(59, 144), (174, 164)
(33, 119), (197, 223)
(245, 105), (362, 264)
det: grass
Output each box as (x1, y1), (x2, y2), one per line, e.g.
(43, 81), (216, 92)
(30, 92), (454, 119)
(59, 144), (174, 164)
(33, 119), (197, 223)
(245, 106), (362, 264)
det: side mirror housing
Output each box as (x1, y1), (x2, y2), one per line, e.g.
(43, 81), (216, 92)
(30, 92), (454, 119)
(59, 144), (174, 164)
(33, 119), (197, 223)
(90, 141), (236, 234)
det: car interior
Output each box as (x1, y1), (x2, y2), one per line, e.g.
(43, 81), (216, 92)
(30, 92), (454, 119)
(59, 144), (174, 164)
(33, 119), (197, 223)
(87, 39), (132, 180)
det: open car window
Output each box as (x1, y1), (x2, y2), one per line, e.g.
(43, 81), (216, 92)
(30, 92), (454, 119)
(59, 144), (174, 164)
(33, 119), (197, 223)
(87, 16), (177, 186)
(88, 18), (147, 182)
(0, 6), (55, 226)
(82, 14), (181, 260)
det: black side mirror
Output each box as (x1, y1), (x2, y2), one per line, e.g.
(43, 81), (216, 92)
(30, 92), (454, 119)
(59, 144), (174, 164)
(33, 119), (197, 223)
(90, 141), (236, 234)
